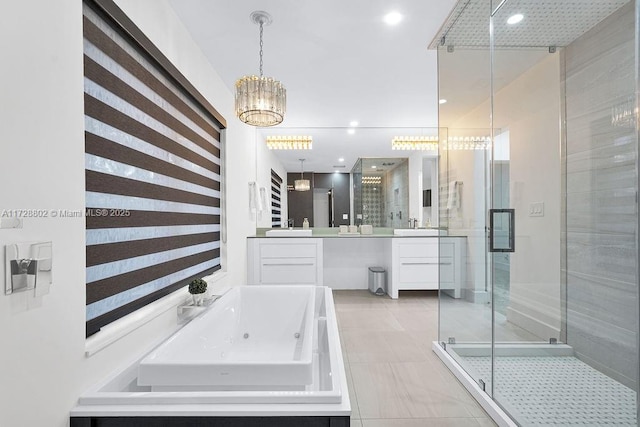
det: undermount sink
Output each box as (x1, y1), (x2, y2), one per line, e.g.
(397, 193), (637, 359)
(265, 229), (313, 237)
(393, 228), (442, 236)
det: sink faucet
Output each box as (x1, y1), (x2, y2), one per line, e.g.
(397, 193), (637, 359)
(287, 218), (294, 229)
(408, 218), (418, 229)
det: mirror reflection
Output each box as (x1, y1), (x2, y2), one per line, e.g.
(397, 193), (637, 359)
(254, 127), (439, 232)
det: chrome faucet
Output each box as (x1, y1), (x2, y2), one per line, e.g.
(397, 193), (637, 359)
(408, 218), (418, 229)
(287, 218), (295, 228)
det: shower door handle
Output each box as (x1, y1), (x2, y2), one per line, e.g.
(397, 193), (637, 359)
(489, 208), (515, 252)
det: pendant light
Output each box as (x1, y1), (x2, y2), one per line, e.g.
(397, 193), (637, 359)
(295, 159), (310, 191)
(235, 11), (286, 127)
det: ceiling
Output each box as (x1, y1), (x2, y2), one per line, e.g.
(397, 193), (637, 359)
(167, 0), (458, 172)
(167, 0), (630, 173)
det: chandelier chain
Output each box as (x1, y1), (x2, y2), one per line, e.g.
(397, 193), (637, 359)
(259, 22), (264, 77)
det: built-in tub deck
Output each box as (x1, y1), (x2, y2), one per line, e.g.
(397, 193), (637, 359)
(138, 286), (317, 389)
(70, 286), (350, 427)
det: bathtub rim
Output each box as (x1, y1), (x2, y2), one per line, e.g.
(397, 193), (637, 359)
(70, 285), (351, 417)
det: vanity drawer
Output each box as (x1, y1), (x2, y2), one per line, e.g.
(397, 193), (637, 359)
(259, 241), (318, 258)
(248, 238), (323, 286)
(397, 240), (438, 258)
(397, 241), (455, 257)
(260, 258), (318, 284)
(398, 256), (454, 288)
(399, 261), (438, 285)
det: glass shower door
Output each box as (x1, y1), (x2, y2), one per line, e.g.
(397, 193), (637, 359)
(489, 0), (639, 424)
(437, 36), (494, 395)
(488, 0), (567, 417)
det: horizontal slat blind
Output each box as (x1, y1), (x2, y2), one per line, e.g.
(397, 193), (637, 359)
(83, 2), (224, 336)
(271, 170), (283, 228)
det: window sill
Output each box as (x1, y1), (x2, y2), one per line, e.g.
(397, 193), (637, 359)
(85, 271), (228, 357)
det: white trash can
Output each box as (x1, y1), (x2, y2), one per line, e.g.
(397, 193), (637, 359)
(368, 267), (386, 296)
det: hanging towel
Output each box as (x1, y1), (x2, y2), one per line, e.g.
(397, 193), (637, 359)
(446, 181), (461, 210)
(249, 182), (258, 213)
(259, 187), (268, 213)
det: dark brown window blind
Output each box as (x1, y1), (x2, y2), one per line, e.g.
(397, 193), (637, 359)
(271, 170), (283, 228)
(83, 0), (226, 337)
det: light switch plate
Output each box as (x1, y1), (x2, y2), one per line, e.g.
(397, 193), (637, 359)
(342, 214), (348, 220)
(529, 202), (544, 217)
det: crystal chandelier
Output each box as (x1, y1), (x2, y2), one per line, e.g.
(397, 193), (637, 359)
(295, 159), (310, 191)
(235, 11), (286, 127)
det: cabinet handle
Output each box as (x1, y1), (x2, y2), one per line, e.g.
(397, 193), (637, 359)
(401, 261), (451, 265)
(263, 263), (314, 266)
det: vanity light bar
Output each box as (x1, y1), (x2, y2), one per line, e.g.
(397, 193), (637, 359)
(266, 136), (313, 150)
(444, 136), (492, 150)
(362, 176), (382, 185)
(391, 135), (492, 151)
(391, 136), (439, 151)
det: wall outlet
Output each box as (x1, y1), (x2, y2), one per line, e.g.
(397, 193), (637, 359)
(342, 213), (348, 220)
(529, 202), (544, 217)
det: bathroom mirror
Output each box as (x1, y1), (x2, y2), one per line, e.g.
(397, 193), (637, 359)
(253, 126), (440, 230)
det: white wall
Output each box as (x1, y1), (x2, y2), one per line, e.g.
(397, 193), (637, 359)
(450, 54), (562, 336)
(0, 1), (257, 426)
(497, 54), (561, 339)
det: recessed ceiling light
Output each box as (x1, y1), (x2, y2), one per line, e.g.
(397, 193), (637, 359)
(338, 157), (345, 162)
(384, 11), (402, 25)
(371, 165), (377, 169)
(507, 13), (523, 25)
(347, 129), (355, 135)
(439, 99), (447, 104)
(349, 120), (359, 127)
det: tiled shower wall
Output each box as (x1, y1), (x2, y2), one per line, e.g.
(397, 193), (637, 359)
(384, 160), (409, 228)
(564, 1), (638, 390)
(362, 183), (385, 226)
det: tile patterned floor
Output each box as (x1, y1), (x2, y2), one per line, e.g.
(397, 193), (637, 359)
(333, 289), (497, 427)
(462, 356), (637, 426)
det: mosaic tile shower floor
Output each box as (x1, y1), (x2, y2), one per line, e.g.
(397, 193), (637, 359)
(461, 355), (637, 426)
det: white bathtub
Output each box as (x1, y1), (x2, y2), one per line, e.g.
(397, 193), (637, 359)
(72, 285), (349, 413)
(138, 286), (316, 389)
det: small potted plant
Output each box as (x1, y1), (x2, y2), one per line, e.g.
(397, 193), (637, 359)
(188, 278), (207, 306)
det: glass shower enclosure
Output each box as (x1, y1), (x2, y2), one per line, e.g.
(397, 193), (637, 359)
(433, 0), (639, 425)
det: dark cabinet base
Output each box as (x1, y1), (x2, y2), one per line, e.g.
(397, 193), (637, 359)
(71, 416), (350, 427)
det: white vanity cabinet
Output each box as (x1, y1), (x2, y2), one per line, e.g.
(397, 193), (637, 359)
(389, 237), (465, 299)
(247, 238), (323, 286)
(247, 235), (465, 297)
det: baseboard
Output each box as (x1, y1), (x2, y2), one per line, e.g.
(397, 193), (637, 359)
(464, 289), (489, 304)
(506, 306), (560, 341)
